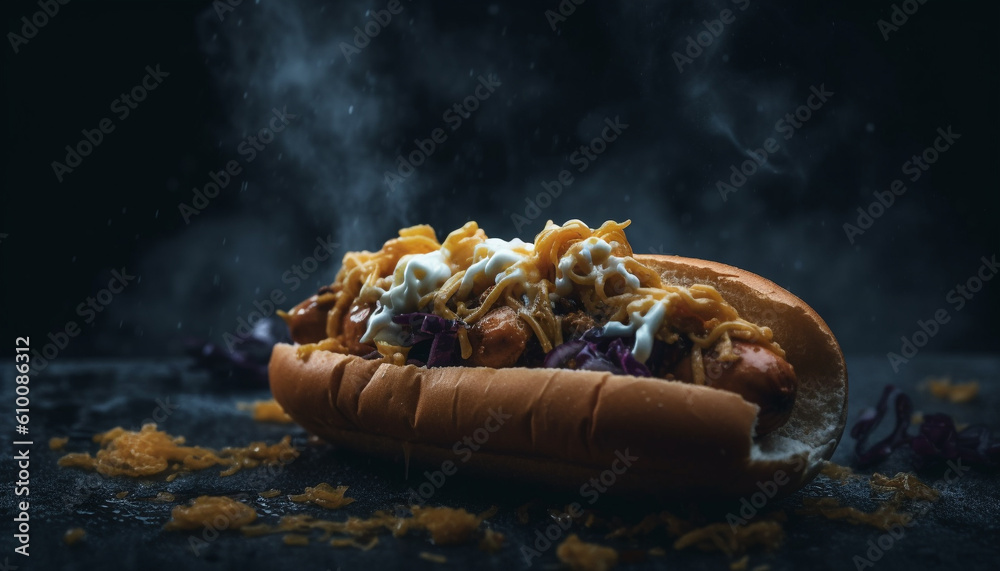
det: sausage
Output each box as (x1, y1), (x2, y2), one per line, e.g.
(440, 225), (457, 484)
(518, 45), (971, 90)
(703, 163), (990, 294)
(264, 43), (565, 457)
(284, 291), (375, 356)
(285, 294), (335, 344)
(341, 301), (376, 356)
(467, 306), (530, 368)
(671, 340), (797, 436)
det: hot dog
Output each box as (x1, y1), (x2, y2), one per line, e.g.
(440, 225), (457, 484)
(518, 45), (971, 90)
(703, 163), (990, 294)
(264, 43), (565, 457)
(270, 219), (848, 499)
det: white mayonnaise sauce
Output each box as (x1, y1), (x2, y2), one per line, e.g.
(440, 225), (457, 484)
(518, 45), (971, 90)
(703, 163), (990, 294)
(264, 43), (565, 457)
(361, 250), (452, 344)
(361, 233), (664, 363)
(554, 237), (661, 363)
(457, 238), (534, 299)
(602, 299), (667, 363)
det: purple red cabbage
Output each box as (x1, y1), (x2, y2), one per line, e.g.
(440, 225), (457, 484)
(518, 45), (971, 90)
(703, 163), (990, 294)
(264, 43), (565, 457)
(184, 316), (290, 384)
(911, 414), (1000, 468)
(542, 329), (651, 377)
(392, 312), (465, 367)
(852, 385), (913, 467)
(852, 384), (1000, 469)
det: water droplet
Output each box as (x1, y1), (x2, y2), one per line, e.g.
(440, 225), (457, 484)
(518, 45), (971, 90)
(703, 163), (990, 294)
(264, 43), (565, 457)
(348, 105), (354, 114)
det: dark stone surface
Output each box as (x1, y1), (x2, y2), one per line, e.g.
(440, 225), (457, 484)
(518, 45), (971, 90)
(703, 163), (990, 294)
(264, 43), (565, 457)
(2, 354), (998, 571)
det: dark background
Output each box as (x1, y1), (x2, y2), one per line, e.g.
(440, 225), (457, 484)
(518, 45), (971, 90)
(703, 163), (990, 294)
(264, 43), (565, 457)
(3, 0), (998, 368)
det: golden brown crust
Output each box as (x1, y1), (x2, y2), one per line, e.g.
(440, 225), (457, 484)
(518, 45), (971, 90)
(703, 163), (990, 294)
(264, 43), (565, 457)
(636, 255), (848, 452)
(268, 255), (847, 499)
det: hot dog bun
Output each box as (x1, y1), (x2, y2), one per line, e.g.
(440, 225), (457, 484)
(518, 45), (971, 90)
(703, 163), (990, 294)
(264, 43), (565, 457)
(268, 255), (847, 500)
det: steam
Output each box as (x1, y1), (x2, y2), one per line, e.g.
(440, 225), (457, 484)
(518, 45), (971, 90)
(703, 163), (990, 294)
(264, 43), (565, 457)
(97, 0), (978, 356)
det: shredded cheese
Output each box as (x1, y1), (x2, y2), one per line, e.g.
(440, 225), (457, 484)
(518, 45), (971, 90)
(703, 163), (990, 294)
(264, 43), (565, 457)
(310, 219), (782, 366)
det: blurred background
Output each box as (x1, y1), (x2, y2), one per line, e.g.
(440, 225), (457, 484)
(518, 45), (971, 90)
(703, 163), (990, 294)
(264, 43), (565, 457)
(3, 0), (997, 366)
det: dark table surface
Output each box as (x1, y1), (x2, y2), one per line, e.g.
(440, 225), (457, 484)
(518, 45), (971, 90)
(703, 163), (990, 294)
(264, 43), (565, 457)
(2, 354), (998, 571)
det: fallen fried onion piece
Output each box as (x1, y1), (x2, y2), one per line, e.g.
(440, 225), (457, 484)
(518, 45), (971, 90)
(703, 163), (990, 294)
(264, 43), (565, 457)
(796, 497), (910, 531)
(238, 399), (295, 423)
(556, 534), (619, 571)
(673, 520), (784, 557)
(419, 552), (448, 564)
(288, 483), (355, 509)
(63, 527), (86, 545)
(57, 424), (299, 478)
(923, 378), (979, 403)
(870, 472), (940, 501)
(163, 496), (258, 531)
